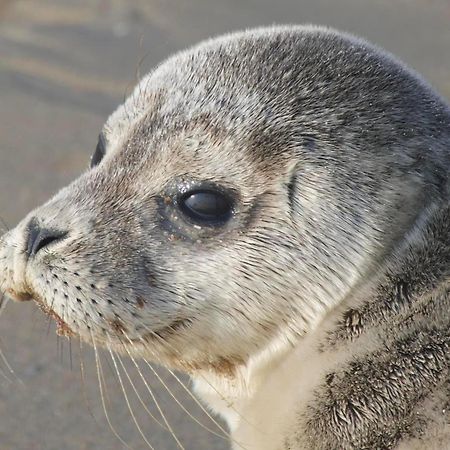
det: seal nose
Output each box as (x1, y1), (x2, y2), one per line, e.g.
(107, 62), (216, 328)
(26, 218), (67, 257)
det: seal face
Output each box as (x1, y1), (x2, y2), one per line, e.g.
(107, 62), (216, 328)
(0, 25), (449, 449)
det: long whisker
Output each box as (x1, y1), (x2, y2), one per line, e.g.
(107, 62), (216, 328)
(62, 285), (71, 370)
(164, 365), (231, 437)
(0, 352), (13, 383)
(114, 349), (167, 430)
(69, 337), (73, 370)
(56, 333), (61, 364)
(0, 293), (9, 317)
(132, 319), (261, 442)
(107, 343), (156, 450)
(0, 296), (22, 384)
(46, 294), (58, 337)
(60, 334), (65, 365)
(126, 323), (250, 449)
(162, 366), (250, 450)
(120, 340), (185, 450)
(92, 333), (133, 450)
(78, 339), (100, 425)
(195, 369), (265, 439)
(0, 337), (23, 385)
(122, 333), (228, 438)
(142, 357), (229, 440)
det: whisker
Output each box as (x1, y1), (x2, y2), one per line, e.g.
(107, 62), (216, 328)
(69, 337), (73, 371)
(0, 297), (22, 384)
(195, 369), (265, 439)
(46, 295), (57, 336)
(60, 335), (65, 365)
(0, 293), (9, 317)
(0, 337), (23, 385)
(132, 321), (259, 445)
(120, 340), (185, 450)
(61, 285), (71, 369)
(165, 366), (229, 433)
(123, 322), (250, 450)
(114, 348), (167, 430)
(119, 333), (231, 444)
(92, 333), (133, 450)
(144, 359), (229, 441)
(56, 334), (61, 363)
(97, 347), (114, 408)
(107, 343), (156, 450)
(0, 353), (14, 383)
(78, 339), (100, 425)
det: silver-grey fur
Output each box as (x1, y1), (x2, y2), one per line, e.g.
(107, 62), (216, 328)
(0, 25), (449, 449)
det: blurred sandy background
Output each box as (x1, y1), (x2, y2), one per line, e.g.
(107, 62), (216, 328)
(0, 1), (449, 449)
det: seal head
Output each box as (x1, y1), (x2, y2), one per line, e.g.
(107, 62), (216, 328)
(0, 26), (449, 377)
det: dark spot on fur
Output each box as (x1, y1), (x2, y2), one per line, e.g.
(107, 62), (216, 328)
(343, 308), (364, 337)
(110, 319), (127, 335)
(325, 372), (335, 385)
(396, 280), (410, 303)
(302, 134), (317, 152)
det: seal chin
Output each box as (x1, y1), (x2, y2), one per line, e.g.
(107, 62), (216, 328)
(9, 286), (75, 337)
(33, 297), (75, 337)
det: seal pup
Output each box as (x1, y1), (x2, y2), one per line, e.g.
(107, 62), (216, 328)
(0, 25), (449, 449)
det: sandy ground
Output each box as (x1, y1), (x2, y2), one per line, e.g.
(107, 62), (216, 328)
(0, 1), (449, 449)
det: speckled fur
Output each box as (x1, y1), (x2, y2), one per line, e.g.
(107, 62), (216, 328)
(0, 26), (449, 449)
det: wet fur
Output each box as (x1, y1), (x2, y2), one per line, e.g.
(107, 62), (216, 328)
(0, 26), (449, 449)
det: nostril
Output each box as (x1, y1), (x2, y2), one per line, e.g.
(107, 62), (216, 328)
(26, 218), (68, 257)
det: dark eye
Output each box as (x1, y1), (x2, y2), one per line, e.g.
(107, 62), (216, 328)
(90, 133), (106, 168)
(179, 190), (233, 225)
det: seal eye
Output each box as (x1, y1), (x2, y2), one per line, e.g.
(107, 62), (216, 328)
(90, 134), (106, 168)
(179, 190), (233, 225)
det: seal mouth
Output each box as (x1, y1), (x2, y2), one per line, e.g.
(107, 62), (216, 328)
(34, 298), (75, 337)
(8, 287), (75, 337)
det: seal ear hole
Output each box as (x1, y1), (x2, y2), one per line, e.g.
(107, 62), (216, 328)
(90, 133), (106, 168)
(287, 172), (299, 214)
